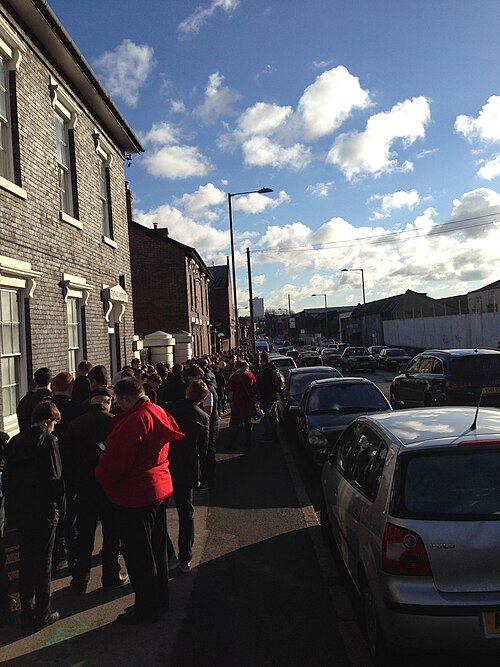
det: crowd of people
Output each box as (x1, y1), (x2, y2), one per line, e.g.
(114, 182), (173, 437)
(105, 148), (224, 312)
(0, 349), (283, 630)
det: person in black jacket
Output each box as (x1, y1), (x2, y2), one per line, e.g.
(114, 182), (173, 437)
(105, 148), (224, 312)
(65, 387), (126, 593)
(18, 367), (52, 431)
(162, 363), (187, 402)
(0, 431), (14, 627)
(164, 380), (209, 573)
(71, 360), (92, 403)
(3, 401), (65, 629)
(256, 352), (279, 441)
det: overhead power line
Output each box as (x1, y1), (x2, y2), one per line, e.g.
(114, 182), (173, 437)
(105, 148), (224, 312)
(252, 211), (500, 255)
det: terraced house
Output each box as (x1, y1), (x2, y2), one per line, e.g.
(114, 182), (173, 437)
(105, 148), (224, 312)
(0, 0), (142, 436)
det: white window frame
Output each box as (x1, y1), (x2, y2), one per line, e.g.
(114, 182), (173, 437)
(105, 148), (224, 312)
(66, 297), (81, 377)
(0, 288), (22, 423)
(60, 273), (93, 376)
(49, 76), (81, 227)
(0, 254), (40, 435)
(0, 16), (26, 199)
(93, 129), (116, 247)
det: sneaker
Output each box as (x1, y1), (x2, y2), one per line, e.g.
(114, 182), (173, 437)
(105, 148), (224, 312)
(179, 561), (191, 574)
(36, 611), (60, 628)
(168, 555), (179, 570)
(102, 574), (129, 591)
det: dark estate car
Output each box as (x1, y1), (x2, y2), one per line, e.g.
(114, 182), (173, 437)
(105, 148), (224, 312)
(277, 366), (343, 429)
(321, 348), (342, 367)
(340, 347), (377, 372)
(298, 353), (323, 368)
(296, 377), (392, 456)
(377, 347), (411, 371)
(390, 348), (500, 408)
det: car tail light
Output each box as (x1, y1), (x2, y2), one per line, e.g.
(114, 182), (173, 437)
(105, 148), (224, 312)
(458, 439), (500, 447)
(382, 523), (431, 576)
(444, 380), (473, 391)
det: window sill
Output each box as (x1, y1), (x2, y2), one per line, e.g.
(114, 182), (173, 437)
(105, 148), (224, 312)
(102, 235), (117, 249)
(0, 175), (27, 200)
(60, 210), (83, 230)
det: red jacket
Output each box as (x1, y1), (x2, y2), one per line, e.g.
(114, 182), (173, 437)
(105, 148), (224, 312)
(95, 399), (184, 508)
(229, 370), (257, 419)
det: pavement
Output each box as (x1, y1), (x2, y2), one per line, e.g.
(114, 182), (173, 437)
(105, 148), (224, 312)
(0, 413), (371, 667)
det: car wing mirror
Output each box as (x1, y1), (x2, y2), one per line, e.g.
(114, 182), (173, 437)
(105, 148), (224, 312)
(392, 400), (405, 410)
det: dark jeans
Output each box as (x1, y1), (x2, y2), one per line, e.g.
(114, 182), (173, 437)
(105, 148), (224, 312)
(166, 484), (194, 564)
(201, 424), (218, 488)
(72, 488), (121, 587)
(261, 400), (277, 438)
(53, 495), (77, 568)
(0, 531), (10, 606)
(229, 416), (252, 447)
(18, 510), (58, 623)
(118, 499), (169, 620)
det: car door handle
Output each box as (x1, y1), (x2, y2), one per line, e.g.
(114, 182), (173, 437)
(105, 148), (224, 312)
(352, 509), (360, 522)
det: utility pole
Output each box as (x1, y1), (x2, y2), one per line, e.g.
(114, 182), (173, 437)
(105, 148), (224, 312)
(247, 248), (256, 356)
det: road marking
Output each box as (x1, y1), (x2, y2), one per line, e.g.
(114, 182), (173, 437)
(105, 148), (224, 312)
(42, 615), (89, 647)
(277, 426), (374, 667)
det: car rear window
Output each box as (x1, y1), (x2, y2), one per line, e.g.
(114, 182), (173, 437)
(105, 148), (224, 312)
(274, 358), (294, 369)
(395, 447), (500, 520)
(289, 371), (339, 395)
(308, 384), (388, 413)
(450, 355), (500, 382)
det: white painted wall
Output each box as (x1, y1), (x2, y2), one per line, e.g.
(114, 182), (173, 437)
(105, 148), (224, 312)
(383, 312), (500, 349)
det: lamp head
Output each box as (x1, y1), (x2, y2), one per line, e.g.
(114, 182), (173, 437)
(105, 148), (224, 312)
(341, 268), (348, 272)
(258, 187), (273, 194)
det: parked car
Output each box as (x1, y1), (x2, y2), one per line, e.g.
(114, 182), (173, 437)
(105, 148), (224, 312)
(390, 348), (500, 408)
(298, 353), (323, 368)
(296, 377), (392, 456)
(277, 366), (343, 429)
(320, 348), (342, 367)
(377, 347), (411, 371)
(340, 347), (377, 372)
(320, 407), (500, 659)
(367, 345), (387, 361)
(270, 354), (297, 378)
(286, 349), (299, 361)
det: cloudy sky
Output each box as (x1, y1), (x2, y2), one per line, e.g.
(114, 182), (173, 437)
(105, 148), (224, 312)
(50, 0), (500, 312)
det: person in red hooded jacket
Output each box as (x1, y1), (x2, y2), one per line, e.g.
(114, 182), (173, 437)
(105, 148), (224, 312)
(95, 379), (184, 625)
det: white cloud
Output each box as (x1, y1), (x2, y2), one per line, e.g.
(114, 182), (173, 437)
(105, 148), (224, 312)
(232, 190), (290, 214)
(327, 96), (431, 179)
(297, 66), (371, 140)
(178, 0), (240, 37)
(236, 102), (293, 138)
(170, 99), (186, 114)
(241, 136), (312, 170)
(173, 183), (225, 216)
(94, 39), (155, 107)
(140, 121), (212, 180)
(194, 72), (242, 124)
(478, 155), (500, 180)
(455, 96), (500, 142)
(368, 189), (421, 220)
(253, 274), (266, 285)
(136, 204), (229, 255)
(306, 181), (334, 198)
(254, 64), (275, 82)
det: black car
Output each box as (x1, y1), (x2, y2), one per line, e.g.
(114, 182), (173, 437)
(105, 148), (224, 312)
(340, 346), (376, 371)
(320, 348), (342, 367)
(390, 348), (500, 408)
(298, 353), (323, 367)
(277, 366), (342, 430)
(296, 377), (392, 457)
(377, 347), (411, 371)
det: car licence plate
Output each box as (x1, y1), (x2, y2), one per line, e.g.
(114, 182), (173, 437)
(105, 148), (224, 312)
(482, 387), (500, 394)
(483, 611), (500, 635)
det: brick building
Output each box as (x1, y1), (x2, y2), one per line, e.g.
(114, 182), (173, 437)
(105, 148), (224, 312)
(208, 262), (236, 349)
(129, 219), (212, 358)
(0, 0), (142, 436)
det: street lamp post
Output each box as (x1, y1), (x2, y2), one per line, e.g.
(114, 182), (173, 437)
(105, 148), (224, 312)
(311, 293), (328, 341)
(341, 268), (366, 344)
(228, 187), (273, 349)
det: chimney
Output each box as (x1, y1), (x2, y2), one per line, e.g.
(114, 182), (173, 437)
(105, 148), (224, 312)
(125, 182), (133, 224)
(153, 222), (158, 230)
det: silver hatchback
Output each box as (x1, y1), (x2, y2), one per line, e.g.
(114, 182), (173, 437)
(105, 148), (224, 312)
(320, 407), (500, 660)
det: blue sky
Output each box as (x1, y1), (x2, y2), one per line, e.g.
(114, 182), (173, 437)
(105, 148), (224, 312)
(49, 0), (500, 313)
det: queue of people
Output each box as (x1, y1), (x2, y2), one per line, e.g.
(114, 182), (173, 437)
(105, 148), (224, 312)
(0, 348), (282, 630)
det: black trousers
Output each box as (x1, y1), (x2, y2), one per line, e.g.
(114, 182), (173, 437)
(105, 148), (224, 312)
(0, 532), (10, 606)
(17, 511), (58, 623)
(201, 424), (218, 488)
(72, 488), (121, 587)
(118, 499), (169, 620)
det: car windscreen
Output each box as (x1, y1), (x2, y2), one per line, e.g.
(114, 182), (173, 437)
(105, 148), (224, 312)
(289, 371), (338, 396)
(394, 447), (500, 520)
(450, 355), (500, 383)
(307, 384), (388, 413)
(387, 349), (407, 356)
(349, 348), (370, 355)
